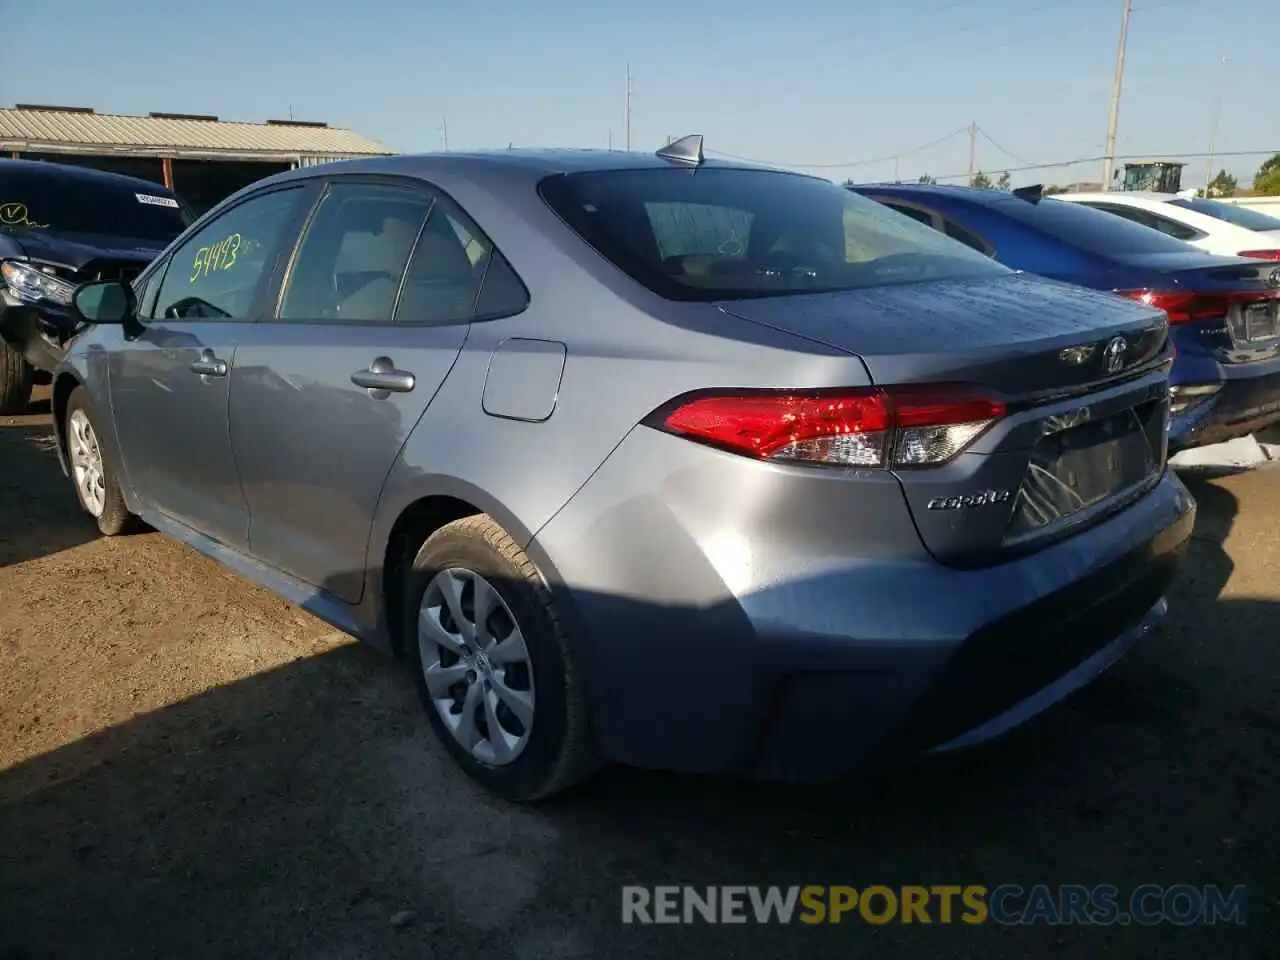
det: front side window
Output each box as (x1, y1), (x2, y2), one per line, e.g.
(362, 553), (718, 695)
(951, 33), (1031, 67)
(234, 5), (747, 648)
(0, 168), (191, 243)
(151, 188), (304, 321)
(539, 168), (1007, 302)
(279, 182), (433, 323)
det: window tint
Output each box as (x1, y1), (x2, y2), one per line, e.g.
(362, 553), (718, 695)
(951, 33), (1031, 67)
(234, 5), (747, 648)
(152, 188), (304, 320)
(539, 169), (1007, 302)
(882, 203), (935, 227)
(279, 182), (432, 322)
(394, 199), (511, 324)
(994, 196), (1200, 255)
(1169, 197), (1280, 232)
(944, 219), (989, 253)
(0, 167), (190, 243)
(1079, 202), (1200, 242)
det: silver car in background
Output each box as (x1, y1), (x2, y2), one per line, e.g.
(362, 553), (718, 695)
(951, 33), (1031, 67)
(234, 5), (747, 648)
(54, 138), (1195, 800)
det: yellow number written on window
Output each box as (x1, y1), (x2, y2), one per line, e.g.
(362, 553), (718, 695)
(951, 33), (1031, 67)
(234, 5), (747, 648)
(189, 233), (242, 283)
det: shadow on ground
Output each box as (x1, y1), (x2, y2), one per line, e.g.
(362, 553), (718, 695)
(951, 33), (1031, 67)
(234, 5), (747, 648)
(0, 468), (1274, 958)
(0, 412), (101, 567)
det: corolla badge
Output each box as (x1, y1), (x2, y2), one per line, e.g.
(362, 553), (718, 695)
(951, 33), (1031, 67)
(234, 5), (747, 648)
(1102, 335), (1128, 374)
(927, 489), (1011, 510)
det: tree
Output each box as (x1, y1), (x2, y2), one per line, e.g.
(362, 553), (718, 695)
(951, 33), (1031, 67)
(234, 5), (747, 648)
(1206, 170), (1238, 198)
(1254, 153), (1280, 196)
(996, 171), (1012, 191)
(917, 173), (937, 185)
(970, 170), (993, 189)
(1044, 185), (1068, 195)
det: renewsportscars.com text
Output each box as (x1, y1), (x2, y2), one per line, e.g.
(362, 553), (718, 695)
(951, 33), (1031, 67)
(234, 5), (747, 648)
(621, 884), (1248, 926)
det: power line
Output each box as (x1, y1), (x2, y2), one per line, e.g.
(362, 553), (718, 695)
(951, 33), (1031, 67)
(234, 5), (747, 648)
(705, 125), (971, 170)
(927, 149), (1279, 183)
(978, 127), (1036, 167)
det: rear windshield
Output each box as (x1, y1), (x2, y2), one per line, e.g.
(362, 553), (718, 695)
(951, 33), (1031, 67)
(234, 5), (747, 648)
(995, 196), (1200, 255)
(0, 168), (191, 243)
(538, 167), (1008, 301)
(1168, 196), (1280, 232)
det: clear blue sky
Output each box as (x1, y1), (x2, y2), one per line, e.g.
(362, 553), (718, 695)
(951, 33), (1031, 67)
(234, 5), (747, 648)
(3, 0), (1276, 187)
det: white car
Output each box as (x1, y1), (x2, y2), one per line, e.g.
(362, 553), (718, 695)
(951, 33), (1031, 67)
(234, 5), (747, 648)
(1055, 192), (1280, 261)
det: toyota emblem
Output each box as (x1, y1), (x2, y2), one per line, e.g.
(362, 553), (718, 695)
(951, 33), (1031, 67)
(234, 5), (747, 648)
(1103, 336), (1128, 374)
(1266, 268), (1280, 290)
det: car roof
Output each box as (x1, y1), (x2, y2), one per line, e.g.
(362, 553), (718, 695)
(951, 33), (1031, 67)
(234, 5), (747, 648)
(850, 182), (1037, 209)
(1056, 191), (1179, 204)
(255, 149), (797, 189)
(0, 157), (180, 194)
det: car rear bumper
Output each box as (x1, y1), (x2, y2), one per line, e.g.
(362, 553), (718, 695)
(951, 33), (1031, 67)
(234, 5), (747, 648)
(532, 427), (1197, 782)
(1169, 361), (1280, 451)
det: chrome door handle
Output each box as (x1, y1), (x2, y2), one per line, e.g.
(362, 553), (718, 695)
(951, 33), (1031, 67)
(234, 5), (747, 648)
(190, 349), (227, 378)
(351, 356), (415, 397)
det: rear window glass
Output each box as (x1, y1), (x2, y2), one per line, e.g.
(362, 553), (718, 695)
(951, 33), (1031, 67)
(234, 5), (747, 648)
(538, 168), (1007, 301)
(994, 196), (1198, 255)
(1168, 197), (1280, 232)
(0, 168), (191, 243)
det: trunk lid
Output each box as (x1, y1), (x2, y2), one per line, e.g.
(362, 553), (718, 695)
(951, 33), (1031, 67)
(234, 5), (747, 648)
(717, 272), (1173, 568)
(716, 272), (1169, 396)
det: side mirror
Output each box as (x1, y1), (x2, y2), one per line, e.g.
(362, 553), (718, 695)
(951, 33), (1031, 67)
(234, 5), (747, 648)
(72, 280), (137, 324)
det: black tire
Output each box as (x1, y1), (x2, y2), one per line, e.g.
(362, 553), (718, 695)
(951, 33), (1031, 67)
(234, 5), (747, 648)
(405, 515), (601, 802)
(0, 341), (33, 415)
(65, 386), (138, 536)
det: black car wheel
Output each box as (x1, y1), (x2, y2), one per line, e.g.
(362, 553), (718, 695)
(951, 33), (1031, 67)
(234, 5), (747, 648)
(0, 341), (33, 414)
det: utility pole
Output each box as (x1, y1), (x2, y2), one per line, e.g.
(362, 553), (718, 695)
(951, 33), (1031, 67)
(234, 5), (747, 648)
(608, 128), (613, 151)
(1102, 0), (1132, 191)
(1203, 56), (1230, 195)
(625, 63), (632, 152)
(440, 117), (448, 151)
(893, 155), (900, 182)
(967, 122), (977, 184)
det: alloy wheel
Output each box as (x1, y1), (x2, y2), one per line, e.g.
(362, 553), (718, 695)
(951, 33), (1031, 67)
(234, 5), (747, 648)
(67, 408), (107, 517)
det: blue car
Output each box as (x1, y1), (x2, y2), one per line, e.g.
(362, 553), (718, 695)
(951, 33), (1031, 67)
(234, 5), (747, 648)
(850, 184), (1280, 452)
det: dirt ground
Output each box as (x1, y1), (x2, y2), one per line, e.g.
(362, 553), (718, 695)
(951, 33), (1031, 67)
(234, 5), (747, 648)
(1, 386), (1276, 959)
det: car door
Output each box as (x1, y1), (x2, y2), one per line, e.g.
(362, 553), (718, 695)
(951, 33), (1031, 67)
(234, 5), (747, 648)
(108, 183), (315, 548)
(228, 176), (528, 602)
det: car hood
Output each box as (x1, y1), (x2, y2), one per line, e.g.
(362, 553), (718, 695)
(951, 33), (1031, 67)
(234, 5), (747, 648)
(2, 229), (166, 271)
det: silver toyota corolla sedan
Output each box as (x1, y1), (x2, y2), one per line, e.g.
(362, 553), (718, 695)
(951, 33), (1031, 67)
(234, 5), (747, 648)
(51, 137), (1196, 800)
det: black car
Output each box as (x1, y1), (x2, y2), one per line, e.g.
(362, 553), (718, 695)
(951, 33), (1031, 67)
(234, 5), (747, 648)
(0, 159), (192, 412)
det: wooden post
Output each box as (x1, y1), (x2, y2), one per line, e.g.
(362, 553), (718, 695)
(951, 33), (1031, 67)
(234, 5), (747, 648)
(161, 156), (174, 189)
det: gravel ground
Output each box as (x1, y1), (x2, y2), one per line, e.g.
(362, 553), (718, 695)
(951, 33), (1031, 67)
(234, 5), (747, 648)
(1, 387), (1276, 959)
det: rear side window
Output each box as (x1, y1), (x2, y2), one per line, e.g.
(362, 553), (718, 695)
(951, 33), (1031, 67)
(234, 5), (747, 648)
(393, 196), (528, 324)
(1086, 204), (1200, 241)
(279, 181), (433, 323)
(881, 202), (936, 227)
(0, 168), (191, 243)
(995, 197), (1200, 255)
(1169, 197), (1280, 232)
(944, 220), (990, 253)
(539, 168), (1007, 302)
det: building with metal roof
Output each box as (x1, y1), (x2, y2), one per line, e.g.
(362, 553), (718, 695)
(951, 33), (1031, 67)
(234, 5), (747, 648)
(1, 105), (396, 214)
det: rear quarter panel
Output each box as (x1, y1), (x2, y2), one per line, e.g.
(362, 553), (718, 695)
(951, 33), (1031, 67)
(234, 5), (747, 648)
(363, 163), (874, 627)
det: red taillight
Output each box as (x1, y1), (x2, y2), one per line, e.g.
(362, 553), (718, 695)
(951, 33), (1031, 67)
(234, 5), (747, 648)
(1116, 289), (1278, 324)
(1237, 250), (1280, 261)
(652, 386), (1005, 469)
